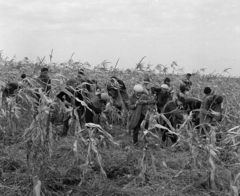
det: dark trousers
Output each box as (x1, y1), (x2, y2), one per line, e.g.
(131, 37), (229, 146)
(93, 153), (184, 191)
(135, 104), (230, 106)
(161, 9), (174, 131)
(133, 113), (148, 145)
(85, 109), (99, 123)
(62, 115), (71, 136)
(62, 109), (82, 136)
(162, 115), (178, 144)
(162, 130), (178, 144)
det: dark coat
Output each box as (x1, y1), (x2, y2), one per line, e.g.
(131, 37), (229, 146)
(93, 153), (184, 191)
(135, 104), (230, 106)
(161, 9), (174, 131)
(36, 76), (51, 95)
(200, 95), (222, 124)
(184, 98), (202, 112)
(151, 87), (170, 112)
(56, 86), (105, 123)
(161, 100), (184, 129)
(2, 82), (20, 98)
(107, 78), (129, 111)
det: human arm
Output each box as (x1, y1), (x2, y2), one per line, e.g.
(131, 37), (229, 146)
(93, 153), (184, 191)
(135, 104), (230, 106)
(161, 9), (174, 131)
(46, 78), (51, 93)
(128, 96), (139, 110)
(139, 95), (157, 105)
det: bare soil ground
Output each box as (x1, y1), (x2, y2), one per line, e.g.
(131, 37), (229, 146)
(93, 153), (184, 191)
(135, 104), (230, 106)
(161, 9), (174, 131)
(0, 123), (234, 196)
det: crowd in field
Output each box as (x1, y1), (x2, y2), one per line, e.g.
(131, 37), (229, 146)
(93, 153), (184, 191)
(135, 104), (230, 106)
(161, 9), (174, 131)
(1, 67), (224, 147)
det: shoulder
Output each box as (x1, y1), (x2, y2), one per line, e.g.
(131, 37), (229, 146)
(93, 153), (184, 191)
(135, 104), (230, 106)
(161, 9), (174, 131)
(205, 95), (214, 101)
(129, 94), (135, 100)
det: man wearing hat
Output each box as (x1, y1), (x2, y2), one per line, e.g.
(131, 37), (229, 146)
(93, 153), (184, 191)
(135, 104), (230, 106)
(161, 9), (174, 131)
(128, 84), (157, 146)
(151, 84), (171, 113)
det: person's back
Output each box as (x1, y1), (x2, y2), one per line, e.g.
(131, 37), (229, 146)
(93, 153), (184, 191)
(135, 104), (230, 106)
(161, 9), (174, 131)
(161, 100), (182, 144)
(185, 97), (202, 111)
(110, 76), (129, 100)
(162, 95), (185, 128)
(107, 76), (129, 110)
(200, 95), (223, 124)
(202, 87), (212, 101)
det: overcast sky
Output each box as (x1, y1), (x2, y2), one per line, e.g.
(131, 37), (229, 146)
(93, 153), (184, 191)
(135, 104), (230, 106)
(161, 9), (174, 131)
(0, 0), (239, 75)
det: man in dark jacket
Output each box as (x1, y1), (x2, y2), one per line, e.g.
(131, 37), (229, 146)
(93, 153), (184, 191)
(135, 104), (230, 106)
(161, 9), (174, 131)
(164, 77), (174, 96)
(36, 67), (51, 96)
(151, 84), (170, 113)
(57, 83), (108, 136)
(161, 95), (185, 145)
(107, 76), (129, 111)
(128, 84), (157, 146)
(184, 97), (202, 126)
(182, 73), (192, 91)
(200, 95), (223, 135)
(203, 87), (212, 101)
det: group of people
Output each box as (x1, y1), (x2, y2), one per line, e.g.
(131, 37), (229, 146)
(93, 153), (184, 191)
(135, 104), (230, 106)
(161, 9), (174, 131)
(106, 73), (223, 146)
(1, 68), (224, 147)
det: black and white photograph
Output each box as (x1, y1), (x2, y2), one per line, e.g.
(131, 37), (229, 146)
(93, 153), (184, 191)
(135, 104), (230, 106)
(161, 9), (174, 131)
(0, 0), (240, 195)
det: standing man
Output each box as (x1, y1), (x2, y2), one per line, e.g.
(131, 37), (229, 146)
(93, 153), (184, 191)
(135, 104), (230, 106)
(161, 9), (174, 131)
(182, 73), (192, 91)
(163, 77), (174, 94)
(200, 95), (223, 134)
(151, 84), (170, 113)
(174, 84), (187, 106)
(128, 84), (157, 146)
(36, 67), (51, 96)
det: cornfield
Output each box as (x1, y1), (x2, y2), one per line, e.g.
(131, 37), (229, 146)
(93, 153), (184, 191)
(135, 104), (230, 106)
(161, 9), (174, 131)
(1, 51), (240, 196)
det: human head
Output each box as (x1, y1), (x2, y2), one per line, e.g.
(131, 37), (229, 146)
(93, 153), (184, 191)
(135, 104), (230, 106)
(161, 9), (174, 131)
(143, 77), (150, 86)
(180, 84), (186, 93)
(186, 73), (191, 80)
(40, 67), (49, 77)
(109, 77), (121, 89)
(214, 95), (223, 105)
(133, 84), (143, 98)
(101, 93), (109, 101)
(161, 84), (169, 93)
(204, 87), (211, 95)
(164, 77), (170, 86)
(21, 73), (26, 79)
